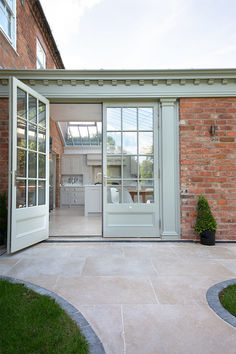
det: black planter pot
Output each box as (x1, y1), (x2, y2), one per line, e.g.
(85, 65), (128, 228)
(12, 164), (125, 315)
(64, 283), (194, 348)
(200, 231), (216, 246)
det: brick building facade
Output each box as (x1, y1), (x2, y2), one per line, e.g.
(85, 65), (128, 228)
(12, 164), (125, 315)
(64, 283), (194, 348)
(0, 0), (64, 206)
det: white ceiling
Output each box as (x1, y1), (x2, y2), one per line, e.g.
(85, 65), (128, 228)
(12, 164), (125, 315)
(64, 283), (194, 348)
(50, 103), (102, 122)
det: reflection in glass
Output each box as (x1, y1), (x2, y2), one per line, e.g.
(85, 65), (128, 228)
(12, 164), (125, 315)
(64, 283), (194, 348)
(28, 151), (37, 178)
(28, 95), (37, 124)
(123, 108), (137, 130)
(139, 132), (153, 154)
(123, 132), (137, 154)
(28, 124), (37, 151)
(28, 180), (37, 207)
(17, 119), (27, 148)
(38, 127), (46, 152)
(38, 154), (46, 178)
(17, 148), (27, 177)
(38, 101), (46, 127)
(123, 155), (138, 178)
(138, 108), (153, 130)
(139, 156), (154, 178)
(16, 179), (26, 208)
(107, 108), (121, 131)
(88, 125), (98, 145)
(123, 180), (138, 203)
(139, 180), (154, 203)
(107, 180), (121, 204)
(38, 181), (45, 205)
(107, 156), (121, 178)
(17, 88), (26, 120)
(80, 126), (89, 145)
(107, 132), (121, 154)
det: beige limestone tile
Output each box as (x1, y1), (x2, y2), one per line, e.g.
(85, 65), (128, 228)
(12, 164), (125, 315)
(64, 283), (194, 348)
(22, 275), (59, 292)
(150, 275), (229, 305)
(214, 259), (236, 275)
(0, 257), (21, 275)
(151, 256), (234, 277)
(172, 243), (236, 260)
(123, 245), (177, 258)
(55, 276), (157, 305)
(6, 256), (85, 278)
(70, 244), (123, 258)
(79, 305), (124, 354)
(82, 256), (156, 276)
(123, 304), (236, 354)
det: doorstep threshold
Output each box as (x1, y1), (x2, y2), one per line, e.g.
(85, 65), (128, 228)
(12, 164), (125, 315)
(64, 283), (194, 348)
(46, 236), (190, 243)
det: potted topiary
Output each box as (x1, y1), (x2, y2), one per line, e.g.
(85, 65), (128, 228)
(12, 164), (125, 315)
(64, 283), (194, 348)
(194, 195), (217, 246)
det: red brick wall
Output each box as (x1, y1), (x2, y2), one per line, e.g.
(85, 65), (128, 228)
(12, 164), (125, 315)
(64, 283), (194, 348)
(0, 0), (59, 69)
(0, 99), (9, 196)
(50, 118), (64, 207)
(180, 98), (236, 240)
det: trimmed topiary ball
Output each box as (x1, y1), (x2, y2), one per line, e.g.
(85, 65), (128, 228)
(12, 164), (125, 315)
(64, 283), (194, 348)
(194, 195), (217, 234)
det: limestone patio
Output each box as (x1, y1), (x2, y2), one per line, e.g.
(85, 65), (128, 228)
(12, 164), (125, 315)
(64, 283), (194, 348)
(1, 241), (236, 354)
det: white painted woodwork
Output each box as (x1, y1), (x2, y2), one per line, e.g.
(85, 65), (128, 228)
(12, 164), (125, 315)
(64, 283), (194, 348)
(8, 78), (49, 253)
(84, 185), (102, 216)
(160, 99), (180, 239)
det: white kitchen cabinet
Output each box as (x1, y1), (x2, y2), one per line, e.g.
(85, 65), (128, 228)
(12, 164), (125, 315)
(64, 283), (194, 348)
(60, 187), (84, 206)
(84, 185), (102, 216)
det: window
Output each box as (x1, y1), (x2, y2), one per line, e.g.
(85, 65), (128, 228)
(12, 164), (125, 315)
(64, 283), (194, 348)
(36, 39), (46, 69)
(60, 121), (102, 146)
(0, 0), (16, 47)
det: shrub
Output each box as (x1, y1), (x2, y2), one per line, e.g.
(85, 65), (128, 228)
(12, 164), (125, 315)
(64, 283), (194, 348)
(194, 195), (217, 234)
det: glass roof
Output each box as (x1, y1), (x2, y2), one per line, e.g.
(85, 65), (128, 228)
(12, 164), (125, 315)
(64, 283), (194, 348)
(59, 121), (102, 146)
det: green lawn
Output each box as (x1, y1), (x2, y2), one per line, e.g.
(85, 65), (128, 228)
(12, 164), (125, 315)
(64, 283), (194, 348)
(219, 284), (236, 317)
(0, 280), (88, 354)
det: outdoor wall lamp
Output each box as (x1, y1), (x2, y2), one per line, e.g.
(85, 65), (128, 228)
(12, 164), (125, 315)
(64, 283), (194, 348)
(210, 125), (217, 135)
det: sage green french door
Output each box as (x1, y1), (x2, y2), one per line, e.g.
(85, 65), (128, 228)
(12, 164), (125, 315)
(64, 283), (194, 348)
(103, 103), (159, 237)
(8, 78), (49, 253)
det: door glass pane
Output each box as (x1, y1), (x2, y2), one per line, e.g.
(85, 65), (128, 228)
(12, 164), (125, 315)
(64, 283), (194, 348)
(16, 179), (26, 208)
(38, 127), (46, 152)
(123, 156), (138, 178)
(17, 88), (27, 120)
(107, 132), (121, 154)
(17, 149), (26, 177)
(28, 124), (37, 151)
(38, 181), (45, 205)
(28, 180), (36, 207)
(139, 156), (154, 178)
(107, 108), (121, 131)
(139, 108), (153, 130)
(139, 180), (154, 203)
(28, 95), (37, 124)
(123, 108), (137, 131)
(38, 101), (46, 127)
(17, 119), (27, 148)
(107, 180), (121, 204)
(139, 132), (153, 154)
(123, 132), (137, 154)
(28, 151), (37, 178)
(107, 156), (121, 178)
(123, 180), (138, 203)
(38, 154), (46, 178)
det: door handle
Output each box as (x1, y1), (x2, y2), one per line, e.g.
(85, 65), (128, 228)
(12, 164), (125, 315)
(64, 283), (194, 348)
(103, 175), (107, 186)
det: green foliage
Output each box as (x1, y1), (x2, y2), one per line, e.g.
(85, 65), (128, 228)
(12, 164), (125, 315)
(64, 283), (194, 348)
(0, 192), (7, 245)
(0, 280), (88, 354)
(194, 195), (217, 234)
(219, 284), (236, 317)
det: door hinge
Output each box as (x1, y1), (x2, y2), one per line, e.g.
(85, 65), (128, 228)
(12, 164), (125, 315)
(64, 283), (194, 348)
(158, 169), (160, 179)
(159, 220), (161, 229)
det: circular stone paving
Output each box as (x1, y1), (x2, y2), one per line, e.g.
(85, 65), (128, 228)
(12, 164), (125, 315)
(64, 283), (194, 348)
(206, 278), (236, 328)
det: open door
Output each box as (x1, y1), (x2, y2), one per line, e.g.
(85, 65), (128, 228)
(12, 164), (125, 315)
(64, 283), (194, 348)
(103, 103), (159, 238)
(7, 78), (49, 253)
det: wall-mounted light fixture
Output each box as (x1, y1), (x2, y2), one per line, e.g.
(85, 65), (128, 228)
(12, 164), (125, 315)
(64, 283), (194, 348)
(210, 125), (216, 136)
